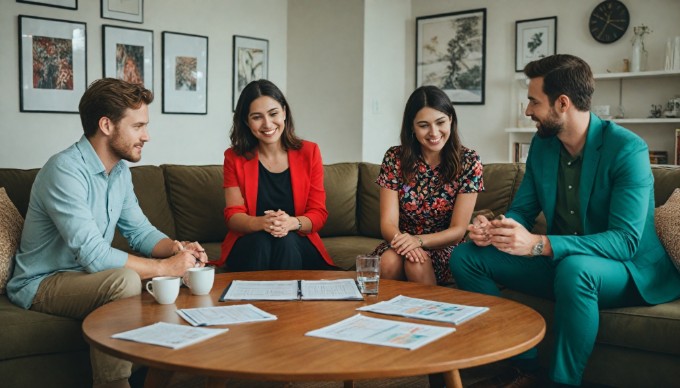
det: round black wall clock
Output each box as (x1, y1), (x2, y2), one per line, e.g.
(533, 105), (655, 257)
(589, 0), (630, 43)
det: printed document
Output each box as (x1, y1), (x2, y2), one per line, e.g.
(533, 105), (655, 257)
(220, 279), (363, 301)
(306, 314), (455, 350)
(112, 322), (228, 349)
(357, 295), (489, 325)
(176, 304), (277, 326)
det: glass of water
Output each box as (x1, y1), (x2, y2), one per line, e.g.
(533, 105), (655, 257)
(356, 255), (380, 294)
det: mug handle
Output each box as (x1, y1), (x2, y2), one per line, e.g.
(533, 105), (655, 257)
(145, 281), (155, 297)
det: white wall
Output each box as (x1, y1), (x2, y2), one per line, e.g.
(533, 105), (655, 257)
(362, 0), (411, 164)
(411, 0), (680, 163)
(0, 0), (288, 168)
(287, 0), (365, 164)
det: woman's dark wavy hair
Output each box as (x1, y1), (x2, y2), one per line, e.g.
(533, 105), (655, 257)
(230, 79), (302, 159)
(523, 54), (594, 112)
(399, 85), (462, 184)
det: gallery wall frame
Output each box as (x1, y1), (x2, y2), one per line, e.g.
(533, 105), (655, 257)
(101, 0), (143, 24)
(17, 0), (77, 10)
(232, 35), (268, 111)
(102, 25), (153, 92)
(416, 8), (486, 105)
(18, 15), (87, 113)
(515, 16), (557, 72)
(162, 32), (208, 114)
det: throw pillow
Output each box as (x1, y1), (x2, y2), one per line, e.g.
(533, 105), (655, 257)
(0, 188), (24, 294)
(655, 188), (680, 273)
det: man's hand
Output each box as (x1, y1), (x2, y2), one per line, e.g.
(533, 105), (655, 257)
(162, 250), (200, 276)
(487, 215), (538, 256)
(467, 214), (493, 247)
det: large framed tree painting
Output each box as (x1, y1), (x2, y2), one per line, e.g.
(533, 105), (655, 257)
(416, 9), (486, 105)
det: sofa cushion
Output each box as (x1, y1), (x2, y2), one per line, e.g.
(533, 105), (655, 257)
(322, 236), (383, 270)
(0, 168), (39, 218)
(0, 188), (23, 295)
(112, 166), (177, 251)
(476, 163), (522, 219)
(163, 165), (226, 243)
(0, 296), (87, 361)
(320, 163), (358, 237)
(357, 163), (381, 239)
(655, 188), (680, 272)
(652, 165), (680, 206)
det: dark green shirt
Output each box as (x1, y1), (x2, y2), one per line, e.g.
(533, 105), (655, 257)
(552, 144), (583, 236)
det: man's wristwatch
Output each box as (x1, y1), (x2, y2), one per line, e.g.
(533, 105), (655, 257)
(530, 236), (544, 257)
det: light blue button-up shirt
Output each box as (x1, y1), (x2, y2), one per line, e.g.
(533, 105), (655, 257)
(7, 136), (167, 309)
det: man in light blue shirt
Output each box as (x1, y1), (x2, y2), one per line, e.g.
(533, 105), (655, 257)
(7, 78), (208, 388)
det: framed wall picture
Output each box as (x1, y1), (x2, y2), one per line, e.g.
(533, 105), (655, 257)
(102, 25), (153, 92)
(101, 0), (143, 24)
(416, 9), (486, 105)
(17, 0), (77, 10)
(232, 35), (268, 111)
(515, 17), (557, 72)
(18, 15), (87, 113)
(162, 32), (208, 114)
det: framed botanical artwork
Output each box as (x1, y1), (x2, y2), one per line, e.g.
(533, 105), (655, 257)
(232, 35), (268, 111)
(18, 15), (87, 113)
(515, 17), (557, 72)
(17, 0), (77, 10)
(162, 32), (208, 114)
(416, 9), (486, 105)
(102, 25), (153, 92)
(101, 0), (143, 23)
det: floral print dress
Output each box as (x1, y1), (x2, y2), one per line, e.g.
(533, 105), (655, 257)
(370, 145), (484, 284)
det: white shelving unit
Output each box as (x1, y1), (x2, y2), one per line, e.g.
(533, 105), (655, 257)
(506, 70), (680, 163)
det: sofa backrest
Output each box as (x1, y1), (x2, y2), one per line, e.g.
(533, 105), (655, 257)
(0, 168), (39, 218)
(357, 163), (381, 238)
(652, 165), (680, 206)
(320, 163), (359, 237)
(162, 164), (226, 243)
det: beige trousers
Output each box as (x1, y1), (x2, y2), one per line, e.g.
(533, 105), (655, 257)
(31, 268), (141, 385)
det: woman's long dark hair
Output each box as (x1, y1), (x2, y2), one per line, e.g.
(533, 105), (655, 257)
(399, 85), (462, 183)
(230, 79), (302, 159)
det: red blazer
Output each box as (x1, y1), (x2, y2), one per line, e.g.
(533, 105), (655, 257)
(214, 140), (333, 267)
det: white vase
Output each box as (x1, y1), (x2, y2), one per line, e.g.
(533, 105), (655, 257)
(674, 36), (680, 71)
(630, 27), (648, 72)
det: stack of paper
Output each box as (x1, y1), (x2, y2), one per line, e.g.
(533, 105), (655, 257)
(112, 322), (228, 349)
(176, 304), (277, 327)
(220, 279), (363, 301)
(357, 295), (489, 325)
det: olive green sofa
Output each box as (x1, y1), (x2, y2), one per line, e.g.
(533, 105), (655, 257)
(0, 163), (678, 387)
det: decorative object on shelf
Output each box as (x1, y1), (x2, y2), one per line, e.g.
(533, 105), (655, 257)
(589, 0), (630, 44)
(101, 0), (143, 24)
(162, 32), (208, 115)
(649, 150), (668, 165)
(593, 105), (611, 119)
(514, 17), (557, 72)
(674, 36), (680, 71)
(649, 104), (663, 118)
(665, 37), (675, 71)
(232, 35), (268, 112)
(102, 25), (153, 92)
(664, 97), (680, 118)
(416, 9), (487, 105)
(18, 15), (86, 113)
(676, 128), (680, 165)
(630, 24), (651, 72)
(17, 0), (76, 10)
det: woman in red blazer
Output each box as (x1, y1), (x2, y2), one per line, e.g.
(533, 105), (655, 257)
(215, 79), (334, 271)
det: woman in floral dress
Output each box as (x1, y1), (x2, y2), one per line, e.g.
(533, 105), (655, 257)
(370, 85), (483, 285)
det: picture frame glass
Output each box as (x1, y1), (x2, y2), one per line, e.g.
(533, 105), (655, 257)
(416, 9), (486, 105)
(19, 16), (87, 113)
(233, 36), (268, 111)
(17, 0), (77, 9)
(515, 17), (557, 72)
(101, 0), (143, 23)
(162, 32), (208, 114)
(103, 25), (153, 92)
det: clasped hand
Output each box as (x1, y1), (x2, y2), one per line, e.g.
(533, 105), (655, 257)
(263, 209), (294, 238)
(391, 232), (429, 263)
(467, 215), (535, 256)
(167, 240), (207, 275)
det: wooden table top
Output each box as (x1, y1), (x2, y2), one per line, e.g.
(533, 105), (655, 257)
(82, 270), (545, 382)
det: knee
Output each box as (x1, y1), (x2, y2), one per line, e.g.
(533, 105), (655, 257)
(554, 256), (597, 296)
(108, 268), (141, 300)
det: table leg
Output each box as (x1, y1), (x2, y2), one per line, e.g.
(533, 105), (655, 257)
(343, 380), (355, 388)
(443, 370), (462, 388)
(144, 368), (173, 388)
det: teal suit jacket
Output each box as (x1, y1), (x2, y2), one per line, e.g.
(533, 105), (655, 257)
(507, 113), (680, 304)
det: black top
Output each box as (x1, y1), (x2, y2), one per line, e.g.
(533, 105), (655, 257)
(256, 162), (295, 216)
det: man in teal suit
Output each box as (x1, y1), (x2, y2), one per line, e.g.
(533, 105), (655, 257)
(450, 54), (680, 387)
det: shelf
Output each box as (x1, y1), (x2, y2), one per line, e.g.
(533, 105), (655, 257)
(514, 69), (680, 81)
(614, 118), (680, 124)
(505, 127), (535, 133)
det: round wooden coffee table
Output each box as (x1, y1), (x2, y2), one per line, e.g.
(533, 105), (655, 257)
(83, 270), (545, 388)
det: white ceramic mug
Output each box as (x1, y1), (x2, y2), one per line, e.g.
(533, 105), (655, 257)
(182, 267), (215, 295)
(146, 276), (180, 304)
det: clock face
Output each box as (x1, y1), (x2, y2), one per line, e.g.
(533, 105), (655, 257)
(589, 0), (630, 43)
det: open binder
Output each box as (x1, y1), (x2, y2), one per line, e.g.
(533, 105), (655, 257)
(219, 279), (363, 301)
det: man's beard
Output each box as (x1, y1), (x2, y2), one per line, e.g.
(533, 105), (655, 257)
(534, 110), (562, 138)
(110, 128), (142, 163)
